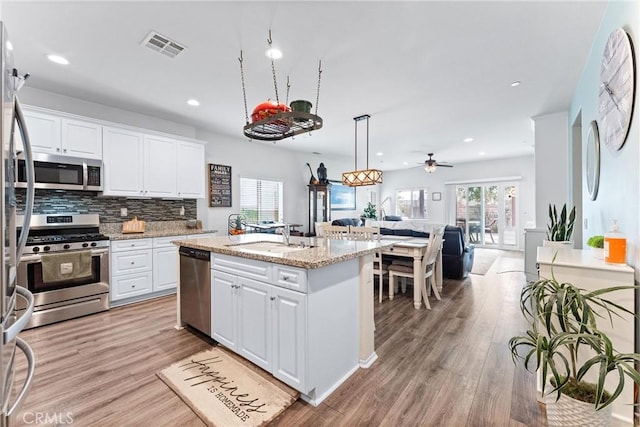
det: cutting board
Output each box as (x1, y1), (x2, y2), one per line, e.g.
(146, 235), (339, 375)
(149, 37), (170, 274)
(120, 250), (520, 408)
(122, 216), (145, 234)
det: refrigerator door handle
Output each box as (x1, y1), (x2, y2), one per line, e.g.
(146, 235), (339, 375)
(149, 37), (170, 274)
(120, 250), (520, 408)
(3, 287), (34, 344)
(6, 337), (35, 417)
(14, 98), (35, 261)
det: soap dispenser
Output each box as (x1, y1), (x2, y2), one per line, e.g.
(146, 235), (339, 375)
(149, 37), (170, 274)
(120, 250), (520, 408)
(604, 219), (626, 264)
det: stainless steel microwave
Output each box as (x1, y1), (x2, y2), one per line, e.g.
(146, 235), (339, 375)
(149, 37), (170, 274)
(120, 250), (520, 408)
(16, 152), (103, 191)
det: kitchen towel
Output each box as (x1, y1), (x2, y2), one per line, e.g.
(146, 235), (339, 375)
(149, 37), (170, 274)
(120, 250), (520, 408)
(41, 250), (93, 283)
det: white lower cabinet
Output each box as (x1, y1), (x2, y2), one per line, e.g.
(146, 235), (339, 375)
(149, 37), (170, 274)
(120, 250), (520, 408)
(111, 233), (213, 304)
(211, 255), (307, 392)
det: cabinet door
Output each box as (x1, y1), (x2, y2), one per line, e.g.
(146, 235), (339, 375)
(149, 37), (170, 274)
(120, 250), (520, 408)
(22, 110), (61, 154)
(102, 127), (144, 196)
(176, 141), (205, 198)
(271, 286), (307, 392)
(111, 270), (153, 301)
(144, 135), (177, 197)
(211, 270), (238, 349)
(238, 277), (272, 371)
(153, 246), (179, 291)
(62, 118), (102, 159)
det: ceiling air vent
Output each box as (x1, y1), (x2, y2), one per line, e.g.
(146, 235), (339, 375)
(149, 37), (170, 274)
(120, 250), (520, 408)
(141, 31), (186, 58)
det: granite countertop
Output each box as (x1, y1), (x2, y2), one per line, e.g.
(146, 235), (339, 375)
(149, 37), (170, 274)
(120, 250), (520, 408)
(174, 233), (395, 269)
(101, 220), (217, 240)
(105, 228), (217, 240)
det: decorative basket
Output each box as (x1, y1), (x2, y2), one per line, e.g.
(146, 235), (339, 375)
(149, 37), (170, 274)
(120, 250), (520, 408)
(545, 394), (611, 427)
(122, 216), (145, 234)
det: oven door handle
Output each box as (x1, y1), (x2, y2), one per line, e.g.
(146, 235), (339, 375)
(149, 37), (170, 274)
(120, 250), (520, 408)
(4, 287), (35, 344)
(7, 337), (36, 417)
(15, 98), (35, 261)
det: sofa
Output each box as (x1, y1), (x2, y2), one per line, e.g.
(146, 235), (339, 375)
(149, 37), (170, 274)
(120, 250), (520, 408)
(367, 220), (474, 280)
(331, 218), (362, 227)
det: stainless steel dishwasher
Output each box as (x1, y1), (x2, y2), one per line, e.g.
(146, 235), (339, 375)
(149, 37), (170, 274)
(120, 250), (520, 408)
(179, 246), (211, 335)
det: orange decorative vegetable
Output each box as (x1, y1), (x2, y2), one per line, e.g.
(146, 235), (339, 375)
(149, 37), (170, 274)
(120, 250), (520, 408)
(251, 100), (290, 123)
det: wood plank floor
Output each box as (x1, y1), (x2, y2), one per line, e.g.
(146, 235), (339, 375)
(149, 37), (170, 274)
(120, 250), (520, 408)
(11, 251), (546, 426)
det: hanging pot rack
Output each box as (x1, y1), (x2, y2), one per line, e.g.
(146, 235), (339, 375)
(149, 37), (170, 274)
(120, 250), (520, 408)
(238, 30), (323, 142)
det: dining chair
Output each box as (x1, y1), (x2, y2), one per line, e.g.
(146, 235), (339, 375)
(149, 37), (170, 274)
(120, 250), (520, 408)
(314, 221), (333, 237)
(349, 227), (388, 302)
(388, 226), (444, 309)
(322, 225), (350, 239)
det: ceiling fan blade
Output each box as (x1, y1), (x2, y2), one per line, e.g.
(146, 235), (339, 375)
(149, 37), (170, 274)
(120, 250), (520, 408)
(436, 163), (454, 168)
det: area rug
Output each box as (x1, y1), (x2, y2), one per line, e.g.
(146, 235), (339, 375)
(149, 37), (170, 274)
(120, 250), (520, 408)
(157, 347), (299, 426)
(471, 248), (509, 275)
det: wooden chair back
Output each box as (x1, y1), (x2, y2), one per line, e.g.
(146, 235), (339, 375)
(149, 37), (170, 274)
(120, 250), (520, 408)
(349, 226), (380, 241)
(314, 221), (333, 237)
(323, 225), (350, 239)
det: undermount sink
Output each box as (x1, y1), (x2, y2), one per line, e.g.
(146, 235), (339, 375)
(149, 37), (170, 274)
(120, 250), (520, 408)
(224, 241), (314, 253)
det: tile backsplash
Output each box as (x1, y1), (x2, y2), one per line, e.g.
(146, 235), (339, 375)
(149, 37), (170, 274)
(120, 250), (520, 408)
(16, 189), (197, 223)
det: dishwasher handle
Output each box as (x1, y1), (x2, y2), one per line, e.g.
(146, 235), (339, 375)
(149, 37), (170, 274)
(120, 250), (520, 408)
(179, 246), (210, 261)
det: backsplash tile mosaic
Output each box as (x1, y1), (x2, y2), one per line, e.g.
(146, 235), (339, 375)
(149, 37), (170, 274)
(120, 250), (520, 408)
(16, 189), (197, 223)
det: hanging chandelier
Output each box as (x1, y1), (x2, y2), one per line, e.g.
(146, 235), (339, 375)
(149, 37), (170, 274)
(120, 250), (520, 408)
(238, 30), (323, 142)
(342, 114), (383, 187)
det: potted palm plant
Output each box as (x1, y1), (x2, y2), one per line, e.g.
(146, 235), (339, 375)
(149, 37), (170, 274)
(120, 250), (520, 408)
(543, 203), (576, 248)
(361, 202), (378, 225)
(508, 269), (640, 425)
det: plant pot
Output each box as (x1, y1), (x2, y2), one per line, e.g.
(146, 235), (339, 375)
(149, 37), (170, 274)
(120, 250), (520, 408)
(542, 240), (574, 249)
(545, 393), (612, 427)
(289, 99), (312, 113)
(590, 247), (604, 259)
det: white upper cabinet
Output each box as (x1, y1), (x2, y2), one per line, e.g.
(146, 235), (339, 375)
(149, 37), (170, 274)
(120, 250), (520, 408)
(103, 126), (205, 199)
(62, 118), (102, 159)
(177, 140), (205, 198)
(144, 135), (177, 197)
(102, 126), (144, 197)
(22, 109), (61, 154)
(23, 109), (102, 159)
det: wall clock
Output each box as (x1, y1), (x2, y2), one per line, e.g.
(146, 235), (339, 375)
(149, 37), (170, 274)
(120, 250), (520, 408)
(598, 28), (636, 151)
(585, 120), (600, 201)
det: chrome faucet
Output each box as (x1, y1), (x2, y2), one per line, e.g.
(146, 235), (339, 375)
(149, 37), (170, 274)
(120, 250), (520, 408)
(281, 223), (291, 246)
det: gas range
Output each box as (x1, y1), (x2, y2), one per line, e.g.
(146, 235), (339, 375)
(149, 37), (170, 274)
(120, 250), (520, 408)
(18, 213), (109, 255)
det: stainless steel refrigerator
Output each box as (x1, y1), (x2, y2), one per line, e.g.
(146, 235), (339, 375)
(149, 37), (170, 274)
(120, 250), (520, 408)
(1, 21), (36, 427)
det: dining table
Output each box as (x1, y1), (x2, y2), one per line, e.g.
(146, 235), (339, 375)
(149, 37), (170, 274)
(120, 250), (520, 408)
(378, 235), (443, 309)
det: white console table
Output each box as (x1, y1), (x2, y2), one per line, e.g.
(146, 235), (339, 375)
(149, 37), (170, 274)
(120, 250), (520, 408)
(537, 247), (635, 425)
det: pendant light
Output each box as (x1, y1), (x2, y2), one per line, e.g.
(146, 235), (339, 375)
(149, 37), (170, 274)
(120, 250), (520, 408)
(342, 114), (383, 187)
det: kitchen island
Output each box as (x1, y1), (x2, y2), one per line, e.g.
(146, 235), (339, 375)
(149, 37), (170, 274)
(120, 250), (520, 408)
(174, 233), (394, 406)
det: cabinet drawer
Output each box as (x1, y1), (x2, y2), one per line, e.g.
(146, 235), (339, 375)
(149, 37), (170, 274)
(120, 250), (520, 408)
(273, 265), (307, 293)
(111, 249), (152, 275)
(212, 254), (270, 282)
(111, 271), (153, 301)
(153, 235), (185, 248)
(383, 245), (413, 256)
(111, 238), (152, 252)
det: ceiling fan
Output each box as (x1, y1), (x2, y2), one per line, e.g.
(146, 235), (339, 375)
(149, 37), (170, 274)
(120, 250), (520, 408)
(422, 153), (453, 173)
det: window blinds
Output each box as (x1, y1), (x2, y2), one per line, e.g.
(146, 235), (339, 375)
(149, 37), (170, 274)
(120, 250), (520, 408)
(240, 178), (283, 223)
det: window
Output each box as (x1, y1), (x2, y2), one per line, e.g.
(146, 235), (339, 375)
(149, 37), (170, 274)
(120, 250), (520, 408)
(240, 178), (283, 223)
(395, 188), (428, 219)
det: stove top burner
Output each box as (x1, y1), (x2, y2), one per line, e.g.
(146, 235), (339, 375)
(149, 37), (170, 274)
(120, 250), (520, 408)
(26, 233), (108, 245)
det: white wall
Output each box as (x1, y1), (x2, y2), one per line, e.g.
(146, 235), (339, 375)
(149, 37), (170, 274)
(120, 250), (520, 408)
(532, 112), (569, 227)
(569, 0), (639, 280)
(380, 155), (535, 250)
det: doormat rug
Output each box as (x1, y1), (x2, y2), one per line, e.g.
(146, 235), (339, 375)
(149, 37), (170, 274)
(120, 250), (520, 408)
(157, 347), (299, 426)
(471, 249), (513, 275)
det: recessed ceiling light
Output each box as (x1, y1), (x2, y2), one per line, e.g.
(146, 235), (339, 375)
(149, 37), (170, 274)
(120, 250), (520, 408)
(402, 161), (408, 166)
(265, 48), (282, 60)
(511, 81), (521, 87)
(376, 152), (383, 156)
(47, 54), (69, 65)
(186, 99), (200, 107)
(464, 137), (474, 142)
(479, 151), (486, 156)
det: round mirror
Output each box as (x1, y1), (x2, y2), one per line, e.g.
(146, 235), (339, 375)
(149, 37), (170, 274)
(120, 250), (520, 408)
(586, 120), (600, 201)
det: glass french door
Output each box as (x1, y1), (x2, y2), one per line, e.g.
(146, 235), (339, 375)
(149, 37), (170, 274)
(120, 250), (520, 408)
(455, 182), (518, 249)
